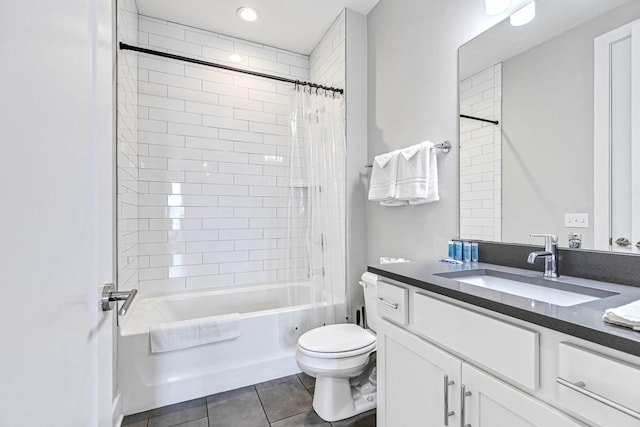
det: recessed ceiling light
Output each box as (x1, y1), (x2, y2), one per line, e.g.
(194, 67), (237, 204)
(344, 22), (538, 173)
(229, 54), (242, 63)
(237, 6), (259, 22)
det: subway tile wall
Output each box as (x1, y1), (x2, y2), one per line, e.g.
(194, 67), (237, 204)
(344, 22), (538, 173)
(117, 0), (139, 293)
(459, 63), (502, 241)
(310, 10), (346, 90)
(130, 16), (317, 294)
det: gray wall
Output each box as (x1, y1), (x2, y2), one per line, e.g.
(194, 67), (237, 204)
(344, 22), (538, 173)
(501, 2), (640, 248)
(345, 9), (369, 319)
(366, 0), (515, 264)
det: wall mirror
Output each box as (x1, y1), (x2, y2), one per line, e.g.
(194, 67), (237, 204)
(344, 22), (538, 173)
(458, 0), (640, 253)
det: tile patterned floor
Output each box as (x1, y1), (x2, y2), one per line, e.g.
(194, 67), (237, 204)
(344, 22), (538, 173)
(122, 373), (376, 427)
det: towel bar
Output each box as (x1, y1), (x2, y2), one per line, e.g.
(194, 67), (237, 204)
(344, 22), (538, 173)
(365, 140), (451, 168)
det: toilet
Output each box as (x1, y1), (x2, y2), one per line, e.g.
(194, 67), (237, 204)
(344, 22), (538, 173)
(295, 272), (379, 422)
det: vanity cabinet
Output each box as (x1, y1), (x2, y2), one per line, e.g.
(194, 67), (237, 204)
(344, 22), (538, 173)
(378, 318), (584, 427)
(461, 363), (584, 427)
(378, 319), (461, 426)
(556, 342), (640, 427)
(374, 280), (627, 427)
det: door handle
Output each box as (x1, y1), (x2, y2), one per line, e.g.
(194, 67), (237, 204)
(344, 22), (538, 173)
(101, 283), (137, 316)
(374, 297), (398, 309)
(556, 377), (640, 420)
(460, 384), (472, 427)
(444, 374), (455, 426)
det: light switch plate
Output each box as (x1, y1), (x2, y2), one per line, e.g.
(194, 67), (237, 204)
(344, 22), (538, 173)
(565, 213), (589, 228)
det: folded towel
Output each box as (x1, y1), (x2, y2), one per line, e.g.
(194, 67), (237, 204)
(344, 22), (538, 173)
(150, 313), (241, 353)
(360, 272), (379, 286)
(368, 150), (404, 205)
(603, 300), (640, 331)
(379, 257), (411, 264)
(395, 141), (439, 205)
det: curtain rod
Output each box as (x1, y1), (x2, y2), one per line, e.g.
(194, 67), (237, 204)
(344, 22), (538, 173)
(119, 42), (344, 95)
(460, 114), (499, 125)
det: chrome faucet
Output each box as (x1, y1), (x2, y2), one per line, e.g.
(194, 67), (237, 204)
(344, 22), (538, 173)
(527, 233), (559, 278)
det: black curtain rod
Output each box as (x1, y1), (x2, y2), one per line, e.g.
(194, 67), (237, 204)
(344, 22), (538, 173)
(459, 114), (499, 125)
(119, 42), (344, 95)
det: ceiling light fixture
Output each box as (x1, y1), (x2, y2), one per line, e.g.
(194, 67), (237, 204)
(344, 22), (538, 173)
(510, 1), (536, 26)
(237, 6), (259, 22)
(484, 0), (510, 15)
(229, 54), (242, 63)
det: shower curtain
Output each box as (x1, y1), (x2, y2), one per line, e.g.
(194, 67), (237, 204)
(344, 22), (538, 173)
(286, 86), (347, 328)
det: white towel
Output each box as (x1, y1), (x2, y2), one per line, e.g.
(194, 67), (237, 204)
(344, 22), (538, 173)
(368, 150), (405, 206)
(395, 141), (439, 205)
(150, 313), (241, 353)
(603, 300), (640, 331)
(360, 272), (379, 286)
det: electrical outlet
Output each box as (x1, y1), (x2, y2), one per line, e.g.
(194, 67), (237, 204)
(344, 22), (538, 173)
(564, 213), (589, 228)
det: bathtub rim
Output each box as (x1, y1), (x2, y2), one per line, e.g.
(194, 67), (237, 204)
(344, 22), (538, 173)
(119, 281), (313, 337)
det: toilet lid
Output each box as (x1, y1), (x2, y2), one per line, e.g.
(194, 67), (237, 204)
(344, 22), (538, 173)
(298, 324), (375, 354)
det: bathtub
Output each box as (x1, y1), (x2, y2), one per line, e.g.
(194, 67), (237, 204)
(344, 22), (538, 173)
(118, 282), (317, 415)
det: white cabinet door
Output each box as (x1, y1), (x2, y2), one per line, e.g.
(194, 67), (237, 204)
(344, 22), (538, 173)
(378, 319), (461, 427)
(461, 364), (586, 427)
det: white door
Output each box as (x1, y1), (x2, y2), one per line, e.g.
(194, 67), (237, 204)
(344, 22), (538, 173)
(461, 364), (586, 427)
(0, 1), (115, 426)
(594, 20), (640, 253)
(377, 320), (462, 427)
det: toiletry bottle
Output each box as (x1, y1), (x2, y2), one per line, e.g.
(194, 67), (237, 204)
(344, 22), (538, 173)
(448, 240), (455, 258)
(454, 240), (463, 261)
(471, 242), (479, 262)
(463, 241), (471, 262)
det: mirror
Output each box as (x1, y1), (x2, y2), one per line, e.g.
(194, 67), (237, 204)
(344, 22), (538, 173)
(458, 0), (640, 252)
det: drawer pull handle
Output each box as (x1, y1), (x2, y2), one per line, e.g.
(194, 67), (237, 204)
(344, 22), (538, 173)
(444, 374), (455, 426)
(460, 385), (472, 427)
(375, 297), (399, 309)
(556, 377), (640, 420)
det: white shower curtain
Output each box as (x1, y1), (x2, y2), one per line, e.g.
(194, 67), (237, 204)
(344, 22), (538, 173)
(286, 86), (347, 328)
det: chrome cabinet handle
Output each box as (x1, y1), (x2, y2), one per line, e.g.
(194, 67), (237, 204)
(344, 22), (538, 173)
(101, 283), (137, 316)
(556, 377), (640, 420)
(460, 385), (472, 427)
(444, 374), (455, 426)
(374, 297), (398, 309)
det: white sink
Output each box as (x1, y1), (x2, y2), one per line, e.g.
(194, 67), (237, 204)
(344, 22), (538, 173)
(436, 269), (618, 307)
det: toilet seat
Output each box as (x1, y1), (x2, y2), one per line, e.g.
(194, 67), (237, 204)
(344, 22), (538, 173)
(297, 324), (376, 359)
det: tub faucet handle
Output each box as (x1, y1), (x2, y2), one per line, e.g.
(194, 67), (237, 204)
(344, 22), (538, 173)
(101, 283), (138, 316)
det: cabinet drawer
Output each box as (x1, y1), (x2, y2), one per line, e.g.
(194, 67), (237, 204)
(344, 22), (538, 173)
(557, 342), (640, 426)
(376, 281), (408, 325)
(413, 292), (539, 390)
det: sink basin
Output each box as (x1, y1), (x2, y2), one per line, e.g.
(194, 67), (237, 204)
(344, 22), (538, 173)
(435, 269), (618, 307)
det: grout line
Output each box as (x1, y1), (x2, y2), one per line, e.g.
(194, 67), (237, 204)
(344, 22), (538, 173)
(253, 384), (271, 424)
(204, 393), (210, 425)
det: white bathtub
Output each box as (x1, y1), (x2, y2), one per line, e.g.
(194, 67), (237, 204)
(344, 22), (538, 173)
(118, 282), (315, 415)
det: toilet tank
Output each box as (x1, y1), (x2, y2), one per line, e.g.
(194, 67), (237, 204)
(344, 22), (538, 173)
(359, 272), (379, 332)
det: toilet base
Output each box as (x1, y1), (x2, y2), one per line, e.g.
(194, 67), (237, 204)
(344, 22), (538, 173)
(312, 373), (377, 422)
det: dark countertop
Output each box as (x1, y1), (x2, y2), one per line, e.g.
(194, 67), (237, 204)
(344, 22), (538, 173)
(368, 261), (640, 357)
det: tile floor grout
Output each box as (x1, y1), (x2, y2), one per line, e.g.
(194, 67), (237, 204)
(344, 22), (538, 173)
(122, 373), (375, 427)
